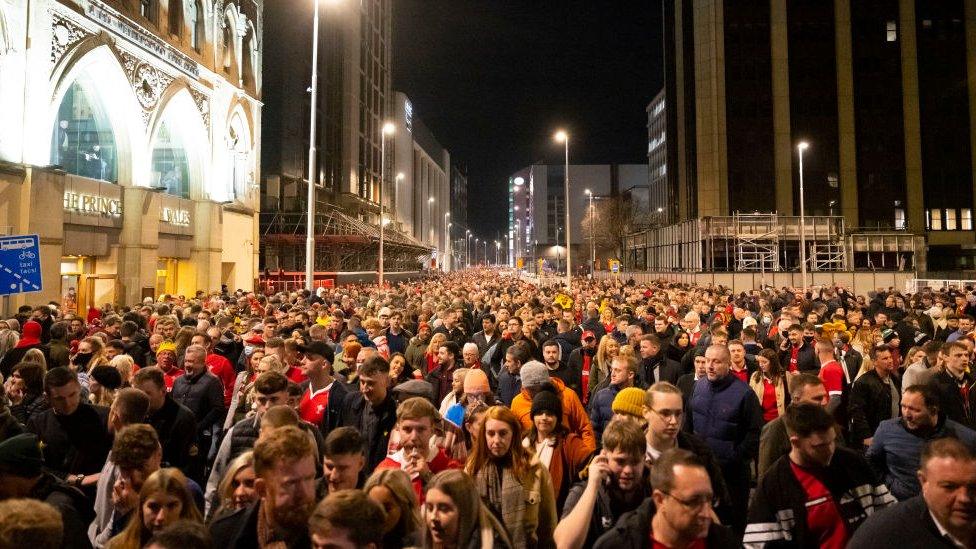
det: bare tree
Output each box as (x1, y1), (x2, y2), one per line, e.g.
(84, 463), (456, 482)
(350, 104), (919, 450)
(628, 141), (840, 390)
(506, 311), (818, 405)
(579, 194), (632, 263)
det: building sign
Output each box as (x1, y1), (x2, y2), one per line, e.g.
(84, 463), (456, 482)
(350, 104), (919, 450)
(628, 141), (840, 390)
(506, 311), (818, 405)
(404, 99), (414, 133)
(83, 0), (200, 79)
(63, 191), (122, 217)
(160, 207), (191, 227)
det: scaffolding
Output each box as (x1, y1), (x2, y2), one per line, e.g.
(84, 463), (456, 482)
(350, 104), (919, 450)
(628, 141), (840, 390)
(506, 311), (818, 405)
(733, 213), (780, 273)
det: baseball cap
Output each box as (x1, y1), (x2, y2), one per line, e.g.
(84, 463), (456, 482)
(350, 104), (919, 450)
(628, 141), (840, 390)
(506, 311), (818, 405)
(582, 330), (596, 341)
(297, 340), (335, 363)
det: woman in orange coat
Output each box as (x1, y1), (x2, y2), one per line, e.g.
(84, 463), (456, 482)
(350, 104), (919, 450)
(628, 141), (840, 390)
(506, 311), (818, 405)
(522, 385), (595, 511)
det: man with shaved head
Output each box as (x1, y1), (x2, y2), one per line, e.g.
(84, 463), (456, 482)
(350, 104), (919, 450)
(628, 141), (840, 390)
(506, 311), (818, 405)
(687, 344), (763, 535)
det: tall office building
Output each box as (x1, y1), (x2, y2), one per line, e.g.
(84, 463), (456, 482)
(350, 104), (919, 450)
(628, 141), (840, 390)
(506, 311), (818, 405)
(664, 0), (976, 270)
(646, 89), (668, 224)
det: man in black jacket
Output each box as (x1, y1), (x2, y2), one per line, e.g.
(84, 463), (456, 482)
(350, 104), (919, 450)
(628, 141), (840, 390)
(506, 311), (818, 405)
(132, 367), (197, 471)
(745, 404), (895, 547)
(637, 334), (682, 388)
(928, 340), (976, 430)
(171, 345), (225, 482)
(850, 437), (976, 547)
(594, 449), (739, 549)
(849, 343), (901, 449)
(210, 426), (316, 548)
(339, 355), (397, 471)
(566, 330), (598, 404)
(778, 324), (818, 373)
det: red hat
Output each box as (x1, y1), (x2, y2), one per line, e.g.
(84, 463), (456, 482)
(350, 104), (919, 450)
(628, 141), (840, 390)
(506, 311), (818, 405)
(244, 334), (265, 346)
(582, 330), (596, 341)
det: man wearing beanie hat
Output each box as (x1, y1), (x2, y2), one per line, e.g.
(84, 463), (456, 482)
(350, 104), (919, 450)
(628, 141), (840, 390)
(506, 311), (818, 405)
(526, 385), (594, 510)
(0, 320), (49, 379)
(511, 361), (596, 450)
(612, 387), (646, 421)
(590, 355), (639, 441)
(0, 433), (94, 548)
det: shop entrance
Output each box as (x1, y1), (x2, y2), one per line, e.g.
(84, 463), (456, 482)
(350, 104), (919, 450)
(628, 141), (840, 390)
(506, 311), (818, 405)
(60, 257), (115, 318)
(156, 258), (189, 298)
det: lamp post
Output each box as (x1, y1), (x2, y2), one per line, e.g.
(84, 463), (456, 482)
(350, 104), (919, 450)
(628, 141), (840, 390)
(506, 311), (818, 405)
(495, 240), (500, 266)
(444, 212), (450, 271)
(513, 222), (519, 269)
(797, 141), (809, 294)
(304, 0), (323, 292)
(378, 121), (395, 287)
(585, 188), (594, 275)
(394, 172), (404, 226)
(554, 130), (571, 289)
(483, 240), (487, 267)
(465, 229), (471, 268)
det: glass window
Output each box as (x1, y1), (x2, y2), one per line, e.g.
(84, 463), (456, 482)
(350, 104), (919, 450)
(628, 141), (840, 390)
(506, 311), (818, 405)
(886, 21), (897, 42)
(930, 209), (942, 231)
(150, 118), (190, 199)
(228, 115), (249, 200)
(946, 208), (957, 230)
(190, 0), (204, 52)
(51, 80), (118, 182)
(894, 208), (906, 230)
(963, 209), (973, 231)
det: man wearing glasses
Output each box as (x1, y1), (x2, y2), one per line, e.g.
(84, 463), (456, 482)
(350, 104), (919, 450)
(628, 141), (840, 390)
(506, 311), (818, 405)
(745, 403), (895, 547)
(593, 449), (740, 548)
(642, 382), (730, 513)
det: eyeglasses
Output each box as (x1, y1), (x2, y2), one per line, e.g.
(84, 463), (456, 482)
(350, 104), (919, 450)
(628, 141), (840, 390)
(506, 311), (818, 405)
(663, 491), (718, 510)
(649, 408), (683, 421)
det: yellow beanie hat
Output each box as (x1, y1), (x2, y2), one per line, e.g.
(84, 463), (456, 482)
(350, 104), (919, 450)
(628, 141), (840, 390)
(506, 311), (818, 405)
(612, 387), (646, 418)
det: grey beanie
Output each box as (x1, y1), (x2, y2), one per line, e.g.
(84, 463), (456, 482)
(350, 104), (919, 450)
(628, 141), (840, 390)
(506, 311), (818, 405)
(520, 360), (550, 389)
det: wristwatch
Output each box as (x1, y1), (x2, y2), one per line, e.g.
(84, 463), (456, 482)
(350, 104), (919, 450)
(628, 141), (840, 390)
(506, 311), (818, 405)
(71, 474), (85, 487)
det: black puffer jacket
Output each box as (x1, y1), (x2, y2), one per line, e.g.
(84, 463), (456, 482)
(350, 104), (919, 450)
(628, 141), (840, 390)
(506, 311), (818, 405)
(593, 498), (739, 549)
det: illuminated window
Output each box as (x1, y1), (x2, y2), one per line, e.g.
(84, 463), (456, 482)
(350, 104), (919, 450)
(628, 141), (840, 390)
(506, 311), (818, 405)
(946, 208), (957, 230)
(894, 208), (906, 230)
(930, 209), (942, 231)
(141, 0), (158, 25)
(886, 21), (897, 42)
(190, 0), (205, 52)
(50, 80), (117, 183)
(963, 209), (973, 231)
(150, 119), (190, 199)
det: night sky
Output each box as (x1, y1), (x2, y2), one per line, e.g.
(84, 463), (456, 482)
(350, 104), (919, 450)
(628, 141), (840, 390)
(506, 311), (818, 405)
(392, 1), (663, 240)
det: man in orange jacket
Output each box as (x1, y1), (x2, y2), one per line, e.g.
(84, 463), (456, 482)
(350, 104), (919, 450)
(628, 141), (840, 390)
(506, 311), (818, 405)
(511, 361), (597, 449)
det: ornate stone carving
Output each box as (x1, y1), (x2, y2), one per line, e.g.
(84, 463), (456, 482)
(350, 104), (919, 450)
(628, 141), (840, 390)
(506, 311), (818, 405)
(50, 12), (91, 65)
(189, 88), (211, 131)
(119, 51), (174, 124)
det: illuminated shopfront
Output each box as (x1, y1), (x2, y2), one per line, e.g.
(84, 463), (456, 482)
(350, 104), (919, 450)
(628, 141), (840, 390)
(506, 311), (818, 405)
(0, 0), (262, 308)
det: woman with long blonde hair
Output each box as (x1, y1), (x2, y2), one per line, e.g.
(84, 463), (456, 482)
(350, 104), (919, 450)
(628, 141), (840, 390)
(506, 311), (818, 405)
(465, 406), (556, 549)
(210, 451), (257, 522)
(425, 332), (448, 375)
(107, 468), (203, 549)
(364, 468), (423, 548)
(589, 335), (620, 403)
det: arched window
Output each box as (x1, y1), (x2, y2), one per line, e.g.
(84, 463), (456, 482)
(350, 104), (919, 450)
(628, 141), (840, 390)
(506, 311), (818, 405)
(140, 0), (158, 26)
(150, 117), (190, 198)
(241, 28), (254, 87)
(190, 0), (204, 52)
(222, 16), (233, 70)
(168, 0), (183, 36)
(50, 79), (118, 182)
(227, 113), (249, 199)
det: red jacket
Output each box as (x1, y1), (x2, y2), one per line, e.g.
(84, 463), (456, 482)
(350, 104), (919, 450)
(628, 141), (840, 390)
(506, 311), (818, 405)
(376, 447), (461, 502)
(206, 353), (236, 407)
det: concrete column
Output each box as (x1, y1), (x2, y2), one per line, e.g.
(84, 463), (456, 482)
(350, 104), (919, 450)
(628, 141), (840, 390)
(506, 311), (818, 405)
(674, 0), (690, 220)
(192, 201), (223, 293)
(965, 0), (976, 217)
(835, 0), (859, 228)
(119, 186), (160, 306)
(770, 0), (794, 215)
(899, 0), (925, 233)
(693, 0), (728, 216)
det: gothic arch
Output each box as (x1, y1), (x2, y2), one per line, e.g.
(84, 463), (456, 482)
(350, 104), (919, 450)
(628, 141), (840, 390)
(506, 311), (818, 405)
(148, 81), (211, 200)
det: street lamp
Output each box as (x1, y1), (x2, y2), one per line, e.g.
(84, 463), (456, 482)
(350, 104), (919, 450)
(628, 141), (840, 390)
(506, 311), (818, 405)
(377, 121), (395, 287)
(475, 237), (480, 266)
(428, 196), (435, 249)
(554, 129), (571, 289)
(465, 229), (471, 268)
(585, 188), (594, 276)
(797, 141), (809, 293)
(444, 212), (450, 271)
(394, 172), (404, 226)
(495, 240), (500, 266)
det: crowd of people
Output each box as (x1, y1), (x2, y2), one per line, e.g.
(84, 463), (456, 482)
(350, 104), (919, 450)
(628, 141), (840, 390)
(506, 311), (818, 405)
(0, 269), (975, 548)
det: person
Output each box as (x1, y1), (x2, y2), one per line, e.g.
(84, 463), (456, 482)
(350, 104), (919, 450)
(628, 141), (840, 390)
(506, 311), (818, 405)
(496, 340), (531, 406)
(850, 343), (901, 449)
(27, 367), (111, 483)
(106, 468), (203, 549)
(376, 397), (461, 501)
(423, 469), (512, 549)
(750, 348), (788, 423)
(364, 469), (423, 548)
(641, 382), (729, 508)
(209, 426), (317, 548)
(637, 334), (682, 388)
(727, 339), (756, 382)
(523, 385), (594, 510)
(190, 333), (236, 408)
(307, 489), (385, 549)
(153, 343), (184, 391)
(318, 426), (366, 496)
(143, 520), (214, 549)
(204, 371), (290, 517)
(593, 449), (740, 549)
(744, 403), (895, 547)
(340, 354), (398, 471)
(588, 335), (619, 404)
(0, 433), (94, 549)
(778, 324), (818, 373)
(590, 354), (638, 441)
(7, 361), (47, 425)
(427, 341), (461, 405)
(295, 339), (346, 435)
(471, 313), (502, 363)
(676, 352), (706, 401)
(438, 367), (469, 417)
(171, 345), (225, 482)
(816, 337), (849, 423)
(131, 367), (197, 471)
(554, 419), (652, 549)
(385, 311), (412, 356)
(566, 330), (598, 404)
(902, 340), (942, 393)
(210, 451), (257, 522)
(867, 383), (976, 501)
(465, 405), (556, 548)
(758, 373), (830, 477)
(0, 497), (63, 548)
(0, 320), (48, 379)
(850, 437), (976, 547)
(687, 344), (762, 534)
(509, 360), (596, 449)
(929, 340), (976, 430)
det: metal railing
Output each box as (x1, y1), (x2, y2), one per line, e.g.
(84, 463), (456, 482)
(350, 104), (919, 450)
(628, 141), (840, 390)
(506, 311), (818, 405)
(905, 279), (976, 294)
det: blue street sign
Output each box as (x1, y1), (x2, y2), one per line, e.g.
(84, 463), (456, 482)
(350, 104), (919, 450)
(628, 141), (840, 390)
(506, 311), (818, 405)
(0, 234), (42, 296)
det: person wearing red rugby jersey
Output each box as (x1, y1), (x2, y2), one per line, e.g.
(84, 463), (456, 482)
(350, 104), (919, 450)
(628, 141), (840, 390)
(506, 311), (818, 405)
(154, 342), (183, 391)
(297, 340), (347, 437)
